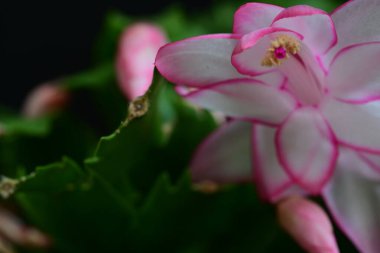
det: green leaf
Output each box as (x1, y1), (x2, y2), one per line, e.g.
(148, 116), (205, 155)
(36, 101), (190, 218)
(16, 157), (136, 253)
(130, 172), (305, 253)
(0, 108), (52, 137)
(85, 72), (216, 201)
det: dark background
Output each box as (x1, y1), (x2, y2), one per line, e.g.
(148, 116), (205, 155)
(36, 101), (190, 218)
(1, 0), (212, 109)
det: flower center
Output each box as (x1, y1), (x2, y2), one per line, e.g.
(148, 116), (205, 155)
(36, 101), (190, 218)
(261, 35), (301, 67)
(274, 47), (287, 59)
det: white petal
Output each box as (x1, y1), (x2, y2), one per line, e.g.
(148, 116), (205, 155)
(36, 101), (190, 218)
(323, 147), (380, 253)
(254, 71), (285, 88)
(155, 34), (246, 87)
(185, 79), (297, 125)
(276, 107), (338, 193)
(328, 42), (380, 102)
(278, 44), (324, 105)
(321, 99), (380, 153)
(253, 124), (302, 202)
(325, 0), (380, 64)
(191, 121), (252, 183)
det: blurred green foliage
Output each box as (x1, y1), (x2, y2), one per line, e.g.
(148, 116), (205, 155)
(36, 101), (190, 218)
(0, 0), (359, 252)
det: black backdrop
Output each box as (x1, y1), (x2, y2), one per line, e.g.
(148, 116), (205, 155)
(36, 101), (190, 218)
(1, 0), (212, 109)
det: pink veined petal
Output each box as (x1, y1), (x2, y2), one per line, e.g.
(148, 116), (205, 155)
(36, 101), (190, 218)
(325, 0), (380, 65)
(328, 42), (380, 103)
(155, 34), (246, 87)
(278, 42), (324, 105)
(272, 5), (337, 54)
(253, 124), (303, 202)
(232, 27), (303, 76)
(275, 107), (338, 194)
(233, 3), (283, 34)
(184, 79), (297, 125)
(191, 121), (252, 183)
(323, 147), (380, 253)
(321, 99), (380, 154)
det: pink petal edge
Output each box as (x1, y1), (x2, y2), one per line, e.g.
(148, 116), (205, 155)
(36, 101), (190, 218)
(233, 27), (303, 54)
(233, 3), (284, 34)
(252, 124), (295, 202)
(272, 5), (327, 23)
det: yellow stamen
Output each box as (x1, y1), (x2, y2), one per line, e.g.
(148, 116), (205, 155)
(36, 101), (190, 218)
(261, 35), (301, 67)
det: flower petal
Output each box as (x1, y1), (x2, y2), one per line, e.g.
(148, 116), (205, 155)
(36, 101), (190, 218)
(326, 0), (380, 64)
(278, 44), (324, 105)
(272, 5), (337, 54)
(155, 34), (245, 87)
(254, 71), (285, 88)
(232, 27), (303, 76)
(184, 79), (297, 125)
(323, 147), (380, 253)
(233, 3), (283, 34)
(276, 107), (338, 193)
(328, 42), (380, 103)
(191, 121), (252, 183)
(359, 151), (380, 174)
(321, 99), (380, 154)
(253, 124), (301, 202)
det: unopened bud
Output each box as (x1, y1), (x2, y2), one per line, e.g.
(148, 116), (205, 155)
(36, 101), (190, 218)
(277, 196), (339, 253)
(116, 23), (168, 100)
(0, 208), (50, 248)
(23, 228), (51, 248)
(22, 84), (69, 118)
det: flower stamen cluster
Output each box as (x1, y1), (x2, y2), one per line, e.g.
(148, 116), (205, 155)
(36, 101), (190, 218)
(261, 35), (301, 67)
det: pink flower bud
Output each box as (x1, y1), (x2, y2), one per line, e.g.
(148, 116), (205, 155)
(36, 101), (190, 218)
(277, 196), (340, 253)
(22, 84), (69, 119)
(116, 23), (168, 100)
(0, 207), (50, 248)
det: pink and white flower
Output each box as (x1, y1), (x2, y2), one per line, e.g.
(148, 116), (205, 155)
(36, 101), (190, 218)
(155, 1), (380, 252)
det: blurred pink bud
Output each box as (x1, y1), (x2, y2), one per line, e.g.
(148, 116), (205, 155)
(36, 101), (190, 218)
(277, 196), (340, 253)
(0, 208), (50, 248)
(116, 23), (168, 100)
(22, 84), (69, 118)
